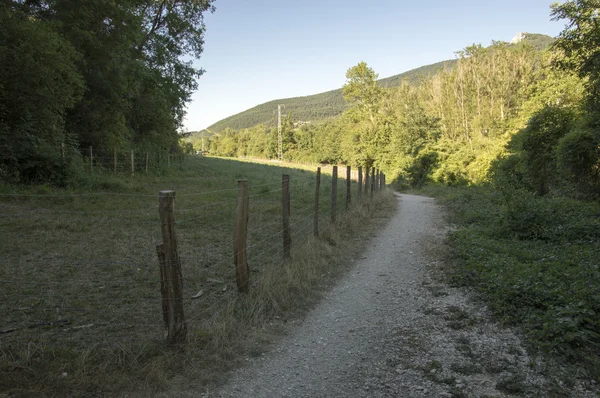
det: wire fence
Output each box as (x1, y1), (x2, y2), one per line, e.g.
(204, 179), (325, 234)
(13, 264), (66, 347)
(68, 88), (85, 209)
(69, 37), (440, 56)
(0, 165), (387, 350)
(80, 147), (187, 175)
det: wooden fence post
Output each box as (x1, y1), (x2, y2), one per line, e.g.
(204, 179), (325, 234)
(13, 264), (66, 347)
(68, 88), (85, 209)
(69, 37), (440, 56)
(331, 166), (338, 223)
(131, 150), (135, 175)
(234, 180), (249, 293)
(282, 175), (291, 259)
(370, 168), (375, 198)
(346, 166), (351, 210)
(314, 167), (321, 237)
(89, 146), (93, 174)
(113, 149), (117, 173)
(357, 166), (362, 204)
(375, 171), (380, 192)
(156, 190), (187, 345)
(145, 152), (149, 173)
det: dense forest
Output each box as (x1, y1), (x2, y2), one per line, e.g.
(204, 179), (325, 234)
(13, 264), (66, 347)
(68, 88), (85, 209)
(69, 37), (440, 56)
(0, 0), (214, 184)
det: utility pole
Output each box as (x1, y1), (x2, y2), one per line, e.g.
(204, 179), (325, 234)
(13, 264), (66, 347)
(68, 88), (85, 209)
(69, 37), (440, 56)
(277, 104), (283, 161)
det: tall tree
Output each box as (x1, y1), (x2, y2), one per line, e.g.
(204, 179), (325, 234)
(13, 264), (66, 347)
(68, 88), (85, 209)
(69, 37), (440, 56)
(342, 61), (383, 125)
(552, 0), (600, 118)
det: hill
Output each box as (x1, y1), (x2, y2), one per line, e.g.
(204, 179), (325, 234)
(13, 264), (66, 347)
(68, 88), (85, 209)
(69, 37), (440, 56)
(206, 60), (454, 133)
(205, 33), (554, 133)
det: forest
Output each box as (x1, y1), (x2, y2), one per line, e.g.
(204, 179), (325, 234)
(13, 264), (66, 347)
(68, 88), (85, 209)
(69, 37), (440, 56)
(0, 0), (214, 184)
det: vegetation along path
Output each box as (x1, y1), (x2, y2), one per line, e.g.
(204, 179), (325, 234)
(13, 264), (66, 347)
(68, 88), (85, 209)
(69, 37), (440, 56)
(206, 193), (596, 397)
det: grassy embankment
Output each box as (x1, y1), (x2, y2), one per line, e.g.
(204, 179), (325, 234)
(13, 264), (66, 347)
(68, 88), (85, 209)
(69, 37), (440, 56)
(417, 184), (600, 384)
(0, 156), (395, 397)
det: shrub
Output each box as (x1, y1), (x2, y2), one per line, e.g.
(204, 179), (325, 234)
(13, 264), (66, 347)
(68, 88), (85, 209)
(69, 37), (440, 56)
(557, 127), (600, 196)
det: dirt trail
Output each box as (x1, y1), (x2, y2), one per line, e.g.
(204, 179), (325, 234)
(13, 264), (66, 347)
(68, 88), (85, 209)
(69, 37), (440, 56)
(206, 193), (594, 397)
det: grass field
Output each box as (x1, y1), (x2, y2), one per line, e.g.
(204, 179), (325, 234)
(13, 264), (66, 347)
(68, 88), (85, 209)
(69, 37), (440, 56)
(0, 156), (395, 396)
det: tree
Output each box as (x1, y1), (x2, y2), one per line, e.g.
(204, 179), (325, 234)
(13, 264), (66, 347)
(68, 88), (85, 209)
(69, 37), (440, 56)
(342, 62), (383, 124)
(1, 0), (215, 183)
(0, 4), (83, 183)
(552, 0), (600, 118)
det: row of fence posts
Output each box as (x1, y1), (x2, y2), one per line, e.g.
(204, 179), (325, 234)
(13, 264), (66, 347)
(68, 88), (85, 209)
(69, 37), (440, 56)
(86, 146), (185, 175)
(156, 165), (387, 344)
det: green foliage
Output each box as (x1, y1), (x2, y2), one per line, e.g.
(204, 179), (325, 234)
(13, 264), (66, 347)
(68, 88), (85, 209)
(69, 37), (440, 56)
(407, 152), (438, 188)
(556, 127), (600, 193)
(1, 0), (214, 184)
(0, 5), (84, 183)
(342, 62), (383, 123)
(520, 106), (576, 195)
(552, 0), (600, 117)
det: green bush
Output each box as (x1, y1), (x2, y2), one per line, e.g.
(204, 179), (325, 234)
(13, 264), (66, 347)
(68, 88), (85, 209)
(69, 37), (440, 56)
(520, 106), (576, 195)
(557, 127), (600, 196)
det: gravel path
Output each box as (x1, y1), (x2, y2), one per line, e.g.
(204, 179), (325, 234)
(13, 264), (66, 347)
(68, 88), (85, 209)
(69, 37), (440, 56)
(206, 193), (596, 397)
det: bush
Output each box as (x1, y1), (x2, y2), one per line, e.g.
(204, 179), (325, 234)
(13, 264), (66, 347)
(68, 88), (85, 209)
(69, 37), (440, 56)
(520, 106), (575, 195)
(557, 127), (600, 196)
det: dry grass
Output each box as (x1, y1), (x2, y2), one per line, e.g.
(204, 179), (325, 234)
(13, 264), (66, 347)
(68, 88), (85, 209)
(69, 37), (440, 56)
(0, 156), (395, 397)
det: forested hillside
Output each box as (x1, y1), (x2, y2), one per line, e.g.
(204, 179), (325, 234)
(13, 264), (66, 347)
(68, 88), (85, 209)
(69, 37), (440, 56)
(0, 0), (214, 184)
(205, 60), (454, 132)
(204, 33), (554, 134)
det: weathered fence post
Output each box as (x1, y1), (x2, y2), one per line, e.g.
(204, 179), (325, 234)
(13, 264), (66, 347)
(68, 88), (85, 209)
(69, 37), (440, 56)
(131, 150), (135, 175)
(364, 167), (370, 197)
(346, 166), (351, 210)
(357, 166), (362, 204)
(314, 167), (321, 237)
(331, 166), (338, 223)
(282, 175), (291, 259)
(156, 190), (187, 345)
(234, 180), (249, 293)
(113, 149), (117, 173)
(89, 146), (93, 174)
(370, 168), (375, 198)
(145, 152), (149, 173)
(375, 171), (380, 192)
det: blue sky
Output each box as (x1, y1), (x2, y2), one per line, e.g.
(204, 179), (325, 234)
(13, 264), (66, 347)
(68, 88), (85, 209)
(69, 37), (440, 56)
(184, 0), (567, 132)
